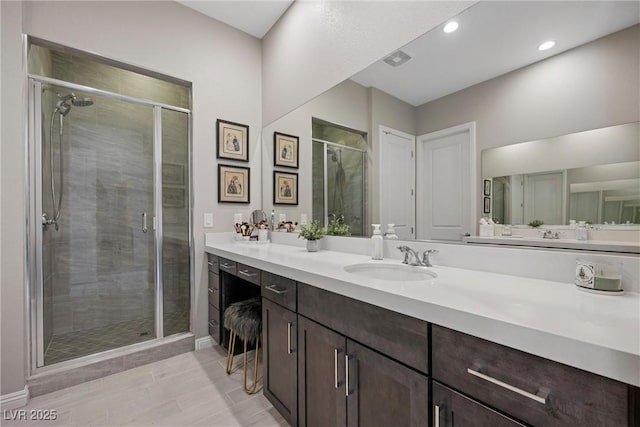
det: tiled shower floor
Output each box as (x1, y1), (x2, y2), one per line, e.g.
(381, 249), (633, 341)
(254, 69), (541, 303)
(44, 311), (189, 365)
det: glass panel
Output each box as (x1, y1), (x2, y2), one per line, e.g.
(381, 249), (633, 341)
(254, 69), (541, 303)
(328, 148), (365, 236)
(312, 142), (325, 225)
(41, 83), (156, 365)
(161, 109), (190, 336)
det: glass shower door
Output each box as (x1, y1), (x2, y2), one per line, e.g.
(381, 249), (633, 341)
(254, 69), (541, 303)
(37, 81), (157, 366)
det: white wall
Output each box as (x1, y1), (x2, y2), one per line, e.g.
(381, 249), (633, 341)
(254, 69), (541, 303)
(1, 0), (262, 396)
(416, 24), (640, 221)
(262, 0), (475, 125)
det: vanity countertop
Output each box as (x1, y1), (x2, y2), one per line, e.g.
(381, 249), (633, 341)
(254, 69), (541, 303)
(205, 240), (640, 387)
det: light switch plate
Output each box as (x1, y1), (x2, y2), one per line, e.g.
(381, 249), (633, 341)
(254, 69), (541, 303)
(204, 213), (213, 228)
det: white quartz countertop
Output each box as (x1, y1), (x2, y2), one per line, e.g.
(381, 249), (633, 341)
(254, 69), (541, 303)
(205, 240), (640, 387)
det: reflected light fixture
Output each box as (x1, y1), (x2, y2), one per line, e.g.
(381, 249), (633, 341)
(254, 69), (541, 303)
(538, 40), (556, 51)
(443, 21), (459, 33)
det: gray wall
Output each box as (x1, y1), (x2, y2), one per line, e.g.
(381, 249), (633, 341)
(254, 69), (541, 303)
(262, 0), (475, 125)
(416, 25), (640, 220)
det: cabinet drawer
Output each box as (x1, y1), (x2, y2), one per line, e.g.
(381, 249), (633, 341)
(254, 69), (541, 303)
(207, 254), (219, 273)
(261, 271), (296, 311)
(432, 324), (630, 427)
(208, 271), (220, 292)
(218, 257), (237, 275)
(236, 263), (261, 286)
(209, 305), (220, 323)
(208, 316), (220, 343)
(208, 286), (219, 309)
(298, 283), (428, 374)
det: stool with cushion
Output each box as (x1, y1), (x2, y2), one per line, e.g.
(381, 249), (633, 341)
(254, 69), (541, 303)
(223, 297), (262, 394)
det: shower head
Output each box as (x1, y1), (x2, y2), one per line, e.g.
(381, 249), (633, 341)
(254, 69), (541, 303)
(55, 93), (93, 116)
(327, 148), (338, 162)
(72, 97), (93, 107)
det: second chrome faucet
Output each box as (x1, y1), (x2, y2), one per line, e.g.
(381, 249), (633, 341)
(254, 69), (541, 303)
(397, 246), (438, 267)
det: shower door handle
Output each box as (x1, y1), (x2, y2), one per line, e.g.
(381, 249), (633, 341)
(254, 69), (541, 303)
(142, 212), (148, 233)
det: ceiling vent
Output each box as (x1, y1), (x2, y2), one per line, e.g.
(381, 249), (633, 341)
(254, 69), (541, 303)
(383, 50), (412, 67)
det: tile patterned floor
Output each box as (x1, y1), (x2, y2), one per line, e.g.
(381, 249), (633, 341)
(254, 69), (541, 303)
(4, 346), (286, 427)
(44, 311), (189, 365)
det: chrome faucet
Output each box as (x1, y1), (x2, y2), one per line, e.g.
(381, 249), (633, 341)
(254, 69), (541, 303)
(541, 230), (560, 239)
(397, 246), (438, 267)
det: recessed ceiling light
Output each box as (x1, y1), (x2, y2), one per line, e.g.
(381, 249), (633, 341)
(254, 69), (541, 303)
(443, 21), (459, 33)
(538, 40), (556, 51)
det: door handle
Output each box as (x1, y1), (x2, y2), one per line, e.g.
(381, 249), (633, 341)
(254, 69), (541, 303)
(334, 347), (343, 388)
(434, 404), (445, 427)
(345, 353), (355, 396)
(142, 212), (148, 233)
(287, 322), (295, 354)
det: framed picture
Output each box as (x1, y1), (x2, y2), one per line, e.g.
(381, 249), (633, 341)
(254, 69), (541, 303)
(163, 187), (185, 208)
(273, 171), (298, 205)
(217, 119), (249, 162)
(483, 179), (491, 196)
(483, 197), (491, 214)
(163, 162), (184, 185)
(218, 165), (250, 203)
(274, 132), (299, 169)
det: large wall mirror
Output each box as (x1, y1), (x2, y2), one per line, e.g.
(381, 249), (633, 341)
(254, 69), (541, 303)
(261, 1), (640, 247)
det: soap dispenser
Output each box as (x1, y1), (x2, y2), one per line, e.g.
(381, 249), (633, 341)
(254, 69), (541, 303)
(371, 224), (383, 260)
(385, 224), (398, 240)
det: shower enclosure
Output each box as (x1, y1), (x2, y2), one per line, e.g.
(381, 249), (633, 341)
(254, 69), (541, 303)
(27, 59), (191, 368)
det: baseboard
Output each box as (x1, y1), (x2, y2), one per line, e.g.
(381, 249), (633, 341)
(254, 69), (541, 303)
(0, 386), (29, 410)
(195, 336), (215, 350)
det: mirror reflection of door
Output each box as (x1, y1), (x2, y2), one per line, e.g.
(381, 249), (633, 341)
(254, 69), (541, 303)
(379, 126), (415, 240)
(524, 171), (565, 225)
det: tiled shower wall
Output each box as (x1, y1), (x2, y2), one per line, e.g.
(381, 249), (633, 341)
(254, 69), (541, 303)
(30, 44), (190, 341)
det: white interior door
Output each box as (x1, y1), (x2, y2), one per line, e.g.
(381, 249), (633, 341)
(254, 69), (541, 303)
(524, 171), (564, 224)
(380, 126), (415, 240)
(417, 123), (475, 241)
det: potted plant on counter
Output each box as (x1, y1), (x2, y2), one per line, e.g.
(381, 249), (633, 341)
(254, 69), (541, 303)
(298, 220), (326, 252)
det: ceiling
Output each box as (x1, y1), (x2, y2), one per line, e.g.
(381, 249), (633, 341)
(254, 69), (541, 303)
(176, 0), (294, 39)
(351, 1), (640, 107)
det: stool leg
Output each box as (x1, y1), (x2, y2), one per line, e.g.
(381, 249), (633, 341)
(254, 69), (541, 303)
(244, 336), (260, 394)
(226, 330), (236, 375)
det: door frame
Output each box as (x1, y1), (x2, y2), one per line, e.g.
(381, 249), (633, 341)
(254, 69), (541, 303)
(379, 125), (416, 239)
(416, 122), (476, 240)
(25, 75), (193, 373)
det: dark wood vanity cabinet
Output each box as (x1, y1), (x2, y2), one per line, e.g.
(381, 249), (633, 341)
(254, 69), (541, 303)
(206, 254), (221, 344)
(432, 324), (636, 427)
(297, 283), (429, 427)
(207, 255), (260, 352)
(262, 274), (298, 427)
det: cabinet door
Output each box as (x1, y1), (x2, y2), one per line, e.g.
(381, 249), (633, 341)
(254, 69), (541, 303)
(298, 316), (347, 427)
(433, 381), (524, 427)
(263, 298), (298, 426)
(346, 340), (428, 427)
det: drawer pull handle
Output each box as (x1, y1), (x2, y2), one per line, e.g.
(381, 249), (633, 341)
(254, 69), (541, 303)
(287, 322), (295, 354)
(265, 284), (289, 295)
(467, 367), (547, 404)
(208, 288), (217, 293)
(207, 262), (214, 266)
(208, 321), (217, 327)
(220, 262), (234, 269)
(238, 269), (257, 278)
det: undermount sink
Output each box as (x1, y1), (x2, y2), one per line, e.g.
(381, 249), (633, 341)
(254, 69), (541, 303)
(344, 263), (437, 282)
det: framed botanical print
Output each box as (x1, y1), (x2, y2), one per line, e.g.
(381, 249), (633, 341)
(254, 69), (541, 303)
(217, 119), (249, 162)
(218, 165), (250, 203)
(274, 132), (299, 169)
(273, 171), (298, 205)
